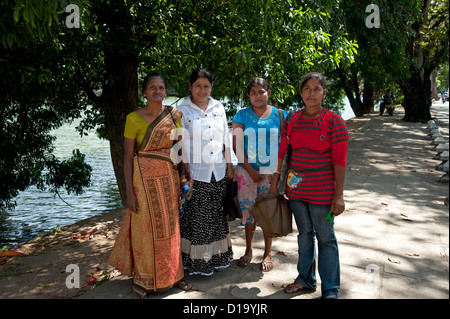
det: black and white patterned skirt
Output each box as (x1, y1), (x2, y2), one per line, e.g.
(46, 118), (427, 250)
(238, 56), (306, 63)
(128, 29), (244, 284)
(180, 173), (233, 276)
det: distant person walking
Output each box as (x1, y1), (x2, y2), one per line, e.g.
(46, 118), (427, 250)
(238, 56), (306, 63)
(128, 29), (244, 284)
(379, 89), (393, 115)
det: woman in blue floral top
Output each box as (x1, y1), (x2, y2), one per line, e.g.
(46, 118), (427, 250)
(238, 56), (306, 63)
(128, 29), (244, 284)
(232, 78), (287, 272)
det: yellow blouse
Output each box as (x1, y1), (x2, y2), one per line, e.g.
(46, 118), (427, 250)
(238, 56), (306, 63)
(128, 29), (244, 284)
(124, 110), (182, 148)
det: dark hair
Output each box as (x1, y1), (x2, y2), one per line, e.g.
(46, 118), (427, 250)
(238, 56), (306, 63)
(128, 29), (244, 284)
(300, 72), (327, 91)
(246, 78), (270, 94)
(189, 68), (215, 86)
(142, 73), (168, 94)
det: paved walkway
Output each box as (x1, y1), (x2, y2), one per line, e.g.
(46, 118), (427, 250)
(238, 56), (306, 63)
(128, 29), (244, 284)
(79, 102), (449, 300)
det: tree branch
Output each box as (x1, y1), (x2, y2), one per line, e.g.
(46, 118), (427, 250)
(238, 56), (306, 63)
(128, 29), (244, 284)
(75, 65), (102, 108)
(192, 1), (231, 24)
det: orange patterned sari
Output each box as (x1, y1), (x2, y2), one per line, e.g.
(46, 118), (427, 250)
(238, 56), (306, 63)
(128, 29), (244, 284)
(108, 107), (184, 294)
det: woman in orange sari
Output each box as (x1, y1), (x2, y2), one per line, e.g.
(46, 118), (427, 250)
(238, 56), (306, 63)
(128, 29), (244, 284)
(108, 74), (191, 298)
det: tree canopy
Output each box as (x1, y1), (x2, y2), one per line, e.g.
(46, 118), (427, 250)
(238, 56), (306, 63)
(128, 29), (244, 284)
(335, 0), (448, 119)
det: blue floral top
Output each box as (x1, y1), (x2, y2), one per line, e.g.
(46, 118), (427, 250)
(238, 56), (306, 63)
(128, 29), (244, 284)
(232, 106), (287, 172)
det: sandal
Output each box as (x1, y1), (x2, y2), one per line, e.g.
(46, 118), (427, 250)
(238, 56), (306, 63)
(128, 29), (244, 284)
(283, 283), (315, 294)
(175, 280), (192, 291)
(260, 257), (273, 272)
(238, 255), (252, 267)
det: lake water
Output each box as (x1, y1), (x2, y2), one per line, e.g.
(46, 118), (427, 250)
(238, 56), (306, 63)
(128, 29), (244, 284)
(0, 122), (122, 247)
(0, 98), (355, 247)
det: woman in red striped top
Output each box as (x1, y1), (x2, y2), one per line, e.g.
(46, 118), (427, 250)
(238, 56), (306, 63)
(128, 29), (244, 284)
(269, 72), (349, 299)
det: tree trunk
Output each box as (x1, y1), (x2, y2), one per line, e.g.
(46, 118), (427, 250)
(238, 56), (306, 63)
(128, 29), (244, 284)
(335, 66), (365, 116)
(102, 52), (138, 206)
(396, 71), (431, 122)
(393, 0), (432, 123)
(362, 84), (375, 113)
(94, 1), (140, 206)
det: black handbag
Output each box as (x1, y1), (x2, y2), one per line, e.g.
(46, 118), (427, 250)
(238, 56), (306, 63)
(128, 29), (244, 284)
(223, 179), (243, 221)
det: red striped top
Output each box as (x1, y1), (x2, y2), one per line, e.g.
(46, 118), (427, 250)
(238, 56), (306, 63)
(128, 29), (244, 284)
(278, 108), (349, 205)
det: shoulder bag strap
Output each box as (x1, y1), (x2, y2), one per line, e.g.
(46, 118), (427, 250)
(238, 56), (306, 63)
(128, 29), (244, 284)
(320, 110), (332, 154)
(285, 110), (297, 140)
(320, 109), (331, 141)
(167, 105), (177, 126)
(277, 109), (283, 131)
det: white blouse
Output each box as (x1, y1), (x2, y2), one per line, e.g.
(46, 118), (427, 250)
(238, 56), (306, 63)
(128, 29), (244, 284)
(177, 96), (231, 183)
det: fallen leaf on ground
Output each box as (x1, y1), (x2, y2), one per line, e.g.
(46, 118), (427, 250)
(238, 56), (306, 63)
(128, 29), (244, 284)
(0, 251), (23, 257)
(88, 275), (97, 286)
(400, 213), (413, 221)
(72, 232), (98, 240)
(277, 251), (287, 256)
(27, 267), (42, 273)
(406, 253), (420, 257)
(387, 257), (401, 264)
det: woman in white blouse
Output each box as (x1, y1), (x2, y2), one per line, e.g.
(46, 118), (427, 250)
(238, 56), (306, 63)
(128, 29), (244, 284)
(177, 68), (234, 276)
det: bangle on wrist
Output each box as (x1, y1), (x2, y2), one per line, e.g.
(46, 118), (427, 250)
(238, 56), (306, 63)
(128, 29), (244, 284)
(274, 170), (281, 175)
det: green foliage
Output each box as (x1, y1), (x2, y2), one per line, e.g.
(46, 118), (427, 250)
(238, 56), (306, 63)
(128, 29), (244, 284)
(436, 63), (449, 91)
(0, 2), (93, 209)
(336, 0), (422, 108)
(44, 149), (92, 196)
(344, 0), (421, 81)
(139, 0), (357, 109)
(420, 1), (449, 71)
(0, 0), (359, 208)
(326, 0), (448, 119)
